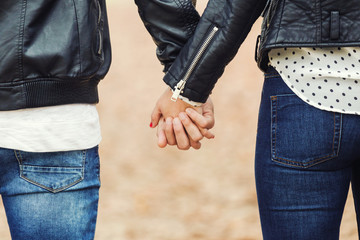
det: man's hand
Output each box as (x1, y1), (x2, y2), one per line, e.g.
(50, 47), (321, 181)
(184, 97), (215, 137)
(150, 88), (215, 150)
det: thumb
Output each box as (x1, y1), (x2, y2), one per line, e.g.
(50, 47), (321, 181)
(202, 110), (215, 129)
(150, 104), (162, 128)
(185, 107), (212, 129)
(201, 99), (215, 128)
(157, 119), (167, 148)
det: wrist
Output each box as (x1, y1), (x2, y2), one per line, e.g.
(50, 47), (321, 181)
(177, 95), (203, 107)
(170, 87), (202, 107)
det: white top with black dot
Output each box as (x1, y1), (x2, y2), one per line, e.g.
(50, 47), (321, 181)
(269, 47), (360, 115)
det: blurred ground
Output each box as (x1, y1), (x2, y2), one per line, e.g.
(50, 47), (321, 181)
(0, 1), (358, 239)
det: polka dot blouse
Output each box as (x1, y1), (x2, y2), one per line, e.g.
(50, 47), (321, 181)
(269, 47), (360, 115)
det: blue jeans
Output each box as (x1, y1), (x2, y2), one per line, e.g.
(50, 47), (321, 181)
(255, 68), (360, 240)
(0, 146), (100, 240)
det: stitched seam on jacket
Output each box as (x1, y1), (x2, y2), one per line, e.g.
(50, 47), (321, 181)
(71, 0), (82, 75)
(315, 0), (321, 43)
(174, 0), (182, 32)
(274, 0), (285, 44)
(179, 0), (198, 38)
(17, 0), (27, 81)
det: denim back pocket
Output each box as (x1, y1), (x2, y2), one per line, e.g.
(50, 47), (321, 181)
(15, 150), (86, 193)
(271, 94), (342, 168)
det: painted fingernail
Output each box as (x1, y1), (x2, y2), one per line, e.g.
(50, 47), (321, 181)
(150, 122), (153, 128)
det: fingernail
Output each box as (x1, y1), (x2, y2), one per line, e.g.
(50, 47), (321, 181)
(185, 108), (192, 114)
(179, 112), (186, 120)
(166, 117), (172, 125)
(150, 122), (153, 128)
(173, 117), (181, 125)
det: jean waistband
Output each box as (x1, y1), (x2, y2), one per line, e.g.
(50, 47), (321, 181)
(264, 66), (280, 78)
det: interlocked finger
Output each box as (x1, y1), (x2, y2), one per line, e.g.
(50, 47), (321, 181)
(179, 112), (204, 142)
(165, 117), (176, 145)
(173, 118), (191, 150)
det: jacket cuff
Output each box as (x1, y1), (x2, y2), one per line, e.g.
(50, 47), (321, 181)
(162, 0), (267, 104)
(163, 72), (208, 103)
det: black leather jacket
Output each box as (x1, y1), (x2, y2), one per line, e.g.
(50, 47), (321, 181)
(0, 0), (111, 110)
(136, 0), (360, 103)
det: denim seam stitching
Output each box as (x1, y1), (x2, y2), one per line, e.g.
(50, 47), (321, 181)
(265, 74), (280, 79)
(274, 113), (337, 164)
(270, 97), (340, 168)
(336, 114), (343, 155)
(14, 150), (86, 193)
(272, 157), (337, 168)
(82, 149), (86, 181)
(271, 96), (277, 159)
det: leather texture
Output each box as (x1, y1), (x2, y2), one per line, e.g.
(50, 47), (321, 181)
(258, 0), (360, 71)
(0, 0), (111, 110)
(136, 0), (360, 103)
(135, 0), (200, 72)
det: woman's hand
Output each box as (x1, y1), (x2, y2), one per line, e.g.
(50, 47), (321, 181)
(150, 88), (215, 150)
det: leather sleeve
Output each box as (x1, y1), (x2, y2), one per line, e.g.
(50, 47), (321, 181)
(163, 0), (268, 103)
(135, 0), (200, 72)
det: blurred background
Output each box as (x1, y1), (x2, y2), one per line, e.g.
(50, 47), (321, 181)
(0, 1), (358, 239)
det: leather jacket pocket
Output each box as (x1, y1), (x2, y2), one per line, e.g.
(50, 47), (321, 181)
(22, 0), (104, 80)
(270, 94), (342, 169)
(15, 150), (86, 193)
(75, 0), (105, 77)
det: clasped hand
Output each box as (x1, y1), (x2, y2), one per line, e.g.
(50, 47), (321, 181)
(150, 88), (215, 150)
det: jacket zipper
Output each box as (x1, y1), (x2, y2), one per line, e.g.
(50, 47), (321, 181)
(97, 0), (103, 55)
(261, 0), (271, 17)
(171, 26), (219, 101)
(98, 30), (103, 55)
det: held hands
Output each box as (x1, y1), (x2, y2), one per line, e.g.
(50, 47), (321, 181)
(150, 88), (215, 150)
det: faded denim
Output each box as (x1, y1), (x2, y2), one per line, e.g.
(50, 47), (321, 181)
(255, 68), (360, 240)
(0, 146), (100, 240)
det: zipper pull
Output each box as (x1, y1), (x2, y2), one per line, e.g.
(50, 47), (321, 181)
(171, 80), (185, 102)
